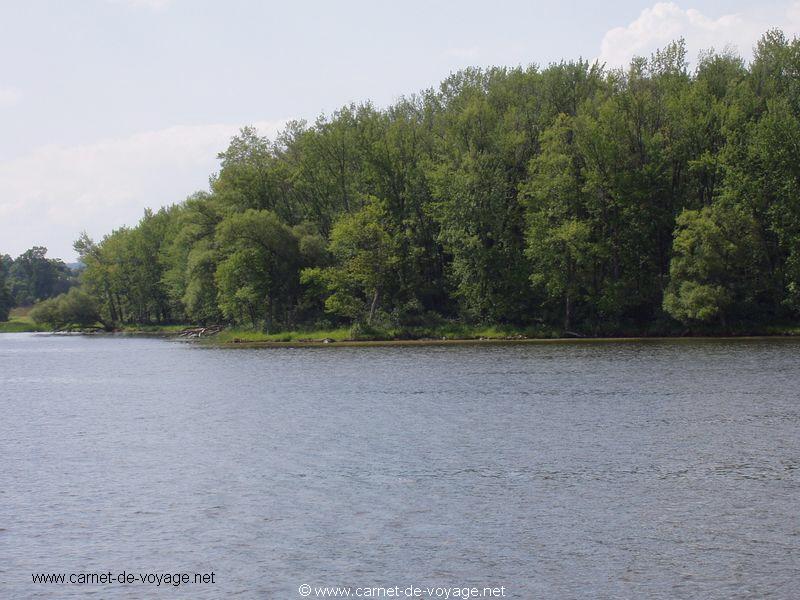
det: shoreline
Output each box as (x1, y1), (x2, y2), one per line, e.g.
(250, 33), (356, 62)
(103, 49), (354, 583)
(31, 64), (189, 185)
(198, 334), (800, 348)
(4, 320), (800, 347)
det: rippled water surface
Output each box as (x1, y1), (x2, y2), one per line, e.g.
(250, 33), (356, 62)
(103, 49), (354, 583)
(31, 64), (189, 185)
(1, 333), (799, 599)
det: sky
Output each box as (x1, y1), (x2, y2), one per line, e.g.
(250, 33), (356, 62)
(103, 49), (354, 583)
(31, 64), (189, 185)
(2, 0), (799, 261)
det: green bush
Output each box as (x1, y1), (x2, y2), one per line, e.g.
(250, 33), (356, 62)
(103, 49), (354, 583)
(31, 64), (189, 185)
(30, 288), (100, 329)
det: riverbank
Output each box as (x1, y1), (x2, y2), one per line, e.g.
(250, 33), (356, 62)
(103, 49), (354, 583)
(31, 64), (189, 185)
(205, 327), (800, 348)
(212, 324), (561, 345)
(107, 324), (800, 347)
(5, 316), (800, 345)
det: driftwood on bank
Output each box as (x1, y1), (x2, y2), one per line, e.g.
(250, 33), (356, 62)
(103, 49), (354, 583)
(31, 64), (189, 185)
(177, 325), (224, 338)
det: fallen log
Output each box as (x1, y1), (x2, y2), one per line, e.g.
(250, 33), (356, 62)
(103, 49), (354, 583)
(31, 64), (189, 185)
(178, 325), (224, 338)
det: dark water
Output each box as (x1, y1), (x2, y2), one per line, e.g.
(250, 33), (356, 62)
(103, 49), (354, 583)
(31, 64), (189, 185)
(1, 333), (799, 599)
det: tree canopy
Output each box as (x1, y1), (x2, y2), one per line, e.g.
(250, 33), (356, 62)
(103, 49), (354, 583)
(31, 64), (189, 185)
(29, 31), (800, 334)
(0, 248), (78, 321)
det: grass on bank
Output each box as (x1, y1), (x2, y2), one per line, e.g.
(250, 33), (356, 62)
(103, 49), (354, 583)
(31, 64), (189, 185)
(212, 323), (563, 344)
(204, 321), (800, 344)
(0, 307), (48, 333)
(215, 327), (352, 343)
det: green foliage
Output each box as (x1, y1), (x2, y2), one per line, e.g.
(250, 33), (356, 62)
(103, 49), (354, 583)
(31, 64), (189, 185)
(215, 209), (301, 330)
(30, 288), (101, 330)
(663, 203), (768, 324)
(29, 298), (60, 327)
(73, 207), (178, 326)
(664, 281), (729, 323)
(162, 192), (223, 324)
(2, 247), (77, 307)
(308, 198), (397, 324)
(522, 115), (598, 330)
(0, 259), (12, 321)
(62, 30), (800, 335)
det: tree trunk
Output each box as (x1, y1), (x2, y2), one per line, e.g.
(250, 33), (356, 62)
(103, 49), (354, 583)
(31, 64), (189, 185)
(367, 287), (380, 325)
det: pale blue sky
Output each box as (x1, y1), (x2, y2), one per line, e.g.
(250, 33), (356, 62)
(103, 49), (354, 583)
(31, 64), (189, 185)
(2, 0), (798, 259)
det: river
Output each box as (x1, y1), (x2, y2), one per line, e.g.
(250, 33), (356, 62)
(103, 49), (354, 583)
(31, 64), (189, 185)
(1, 333), (798, 598)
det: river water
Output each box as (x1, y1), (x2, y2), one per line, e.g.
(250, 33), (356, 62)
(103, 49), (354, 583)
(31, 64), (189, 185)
(1, 333), (798, 598)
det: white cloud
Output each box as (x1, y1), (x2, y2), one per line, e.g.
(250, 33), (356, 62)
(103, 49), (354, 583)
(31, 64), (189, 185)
(0, 120), (287, 260)
(0, 87), (22, 108)
(598, 1), (800, 67)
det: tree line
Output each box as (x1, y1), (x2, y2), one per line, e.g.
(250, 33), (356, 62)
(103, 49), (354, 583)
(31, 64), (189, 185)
(29, 32), (800, 334)
(0, 248), (78, 321)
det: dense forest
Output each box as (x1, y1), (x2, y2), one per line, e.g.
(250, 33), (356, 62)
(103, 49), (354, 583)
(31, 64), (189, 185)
(22, 32), (800, 335)
(0, 248), (77, 321)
